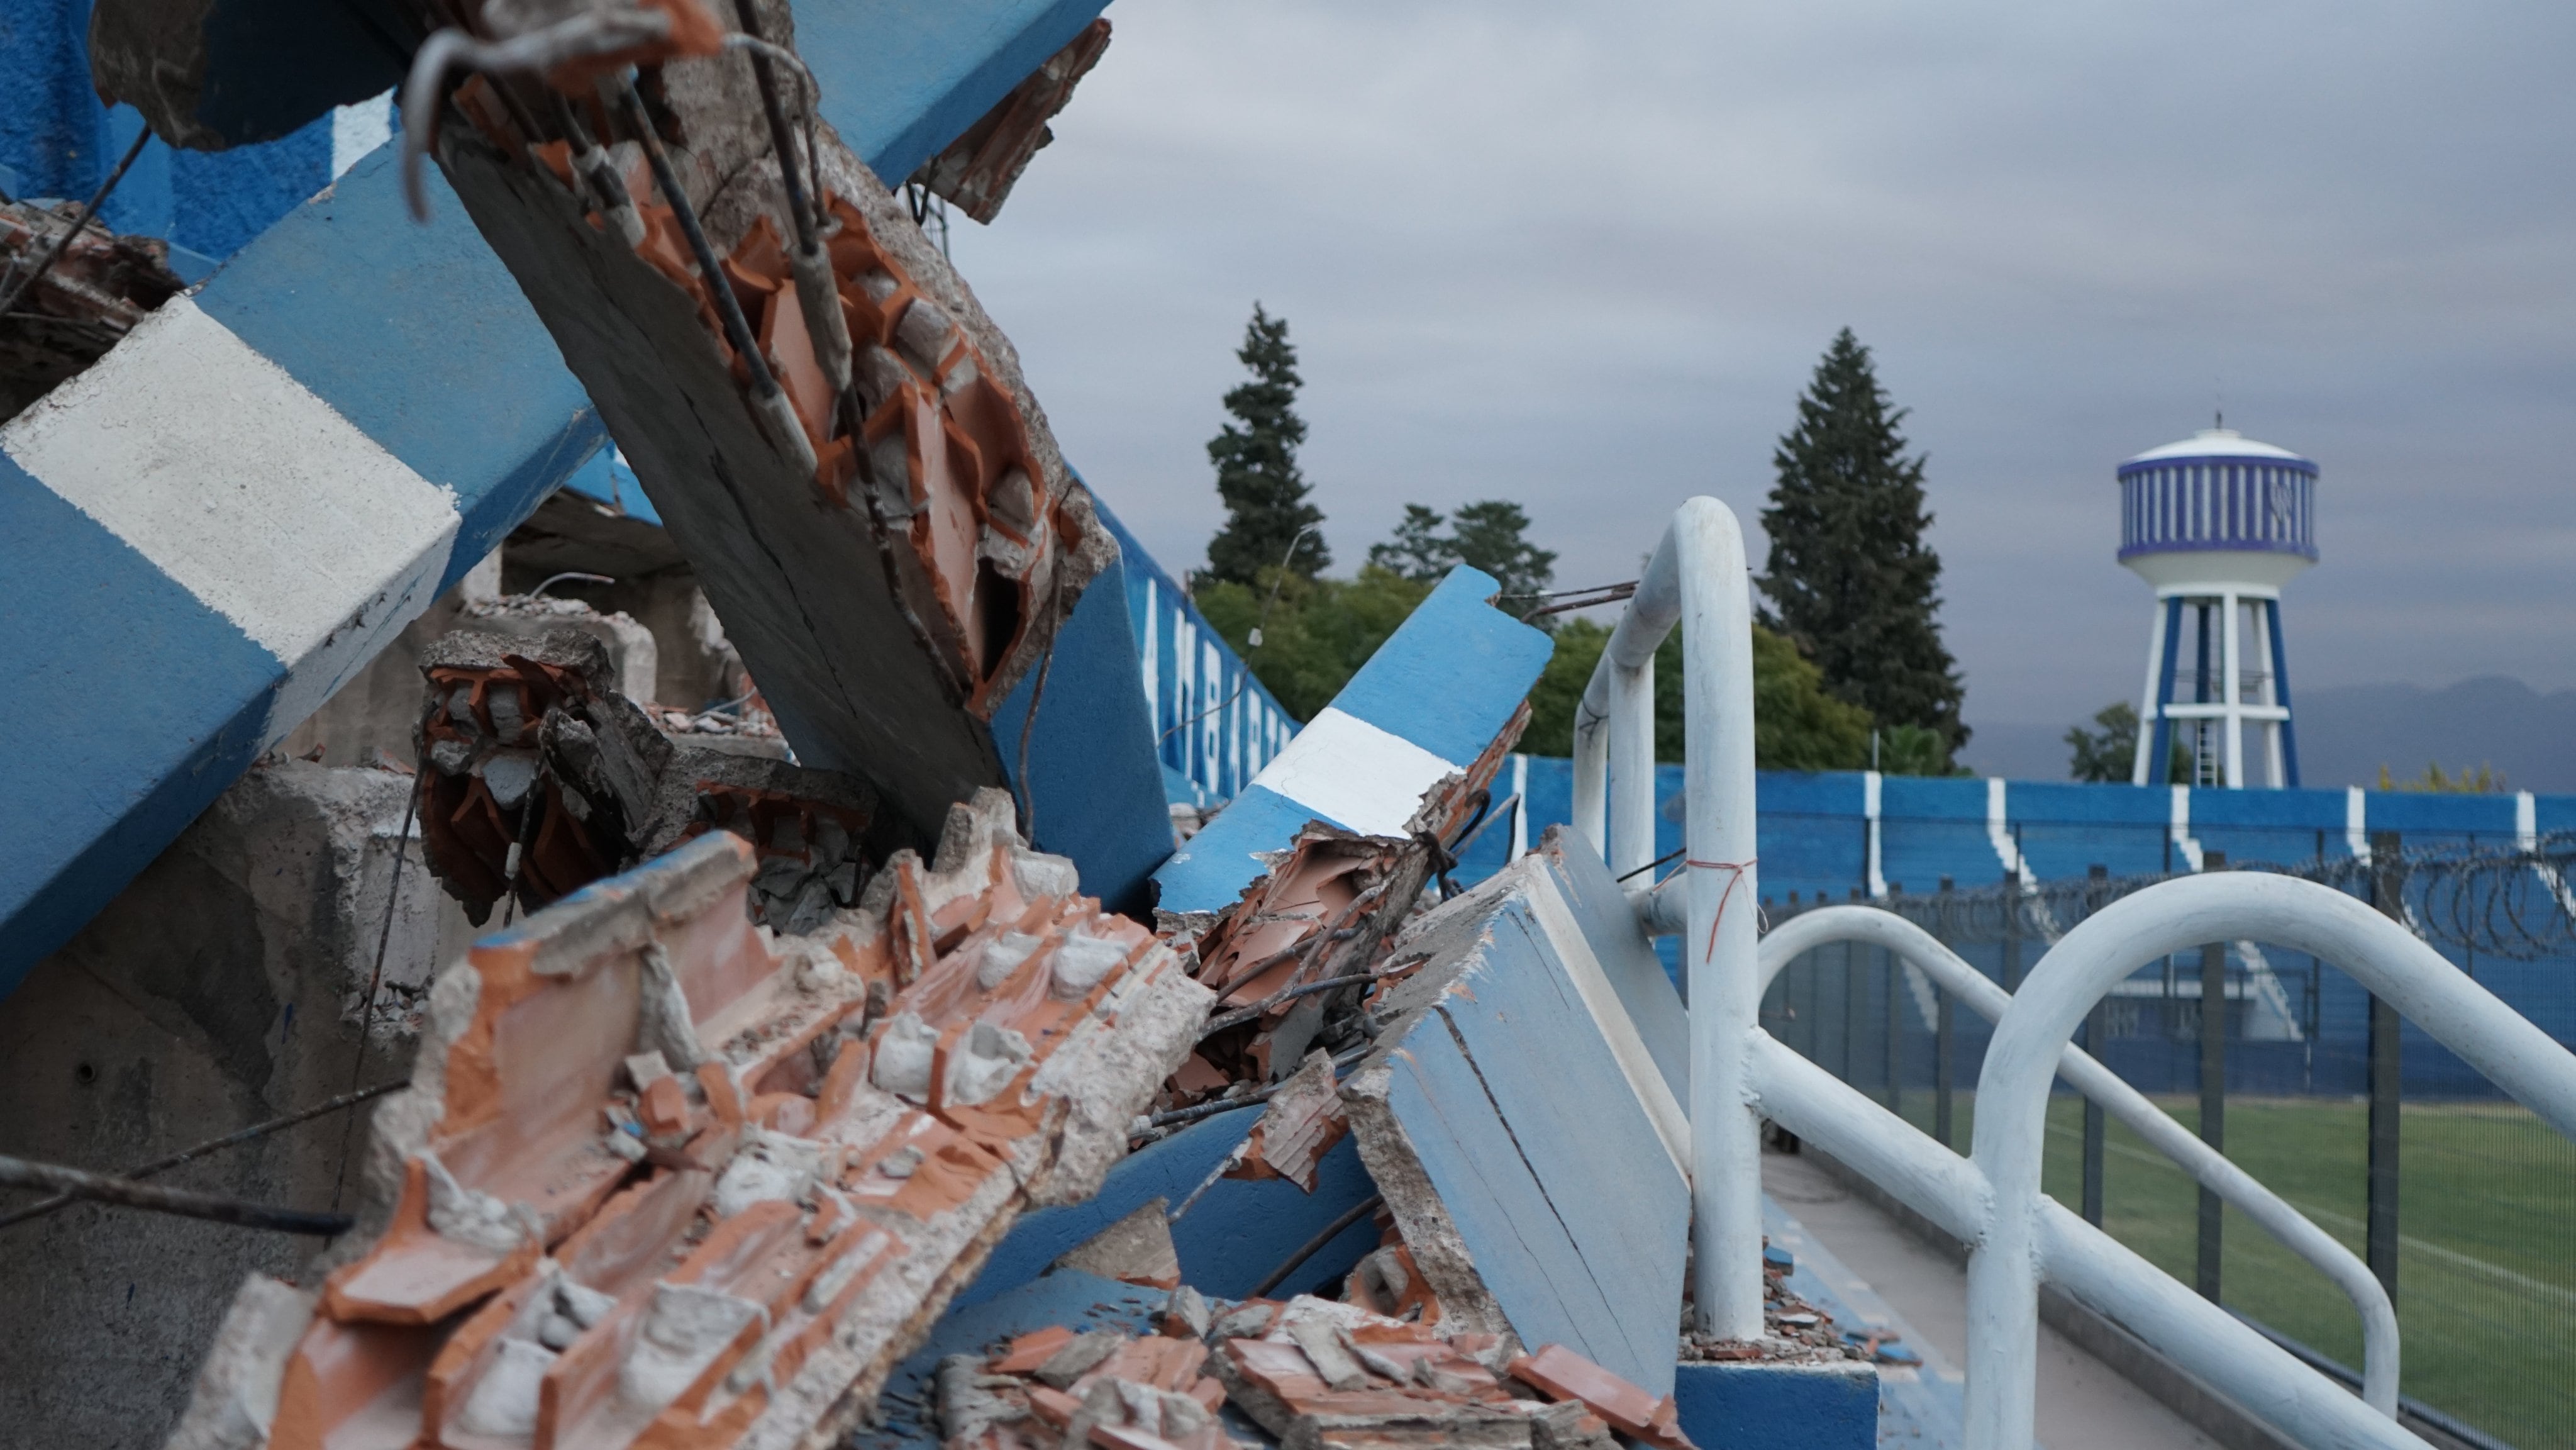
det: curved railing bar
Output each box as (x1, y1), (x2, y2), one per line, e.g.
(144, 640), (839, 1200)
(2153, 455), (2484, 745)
(1969, 872), (2576, 1450)
(1569, 499), (1765, 1341)
(1757, 905), (2401, 1416)
(1745, 1033), (2425, 1450)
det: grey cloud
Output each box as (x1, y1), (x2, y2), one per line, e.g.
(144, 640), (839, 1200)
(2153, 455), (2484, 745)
(949, 0), (2576, 732)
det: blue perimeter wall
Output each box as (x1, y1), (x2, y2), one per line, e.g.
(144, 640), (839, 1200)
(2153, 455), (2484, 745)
(1447, 759), (2576, 1100)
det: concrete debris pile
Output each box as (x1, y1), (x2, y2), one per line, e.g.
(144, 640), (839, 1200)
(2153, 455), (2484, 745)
(938, 1292), (1695, 1450)
(424, 0), (1118, 845)
(1167, 827), (1436, 1095)
(170, 788), (1207, 1449)
(415, 627), (882, 929)
(0, 200), (184, 421)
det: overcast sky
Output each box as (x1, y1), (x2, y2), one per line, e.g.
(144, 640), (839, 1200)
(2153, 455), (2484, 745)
(946, 0), (2576, 734)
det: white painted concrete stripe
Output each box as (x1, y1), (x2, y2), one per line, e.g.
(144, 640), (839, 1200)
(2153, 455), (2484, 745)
(1, 296), (461, 743)
(1250, 705), (1458, 839)
(330, 92), (394, 181)
(1985, 776), (2029, 884)
(1521, 862), (1690, 1182)
(2172, 784), (2206, 871)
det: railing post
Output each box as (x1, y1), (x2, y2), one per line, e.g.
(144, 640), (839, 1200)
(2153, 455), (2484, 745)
(2082, 1001), (2107, 1227)
(2002, 870), (2022, 991)
(1842, 912), (1858, 1083)
(1885, 942), (1903, 1115)
(1674, 499), (1762, 1342)
(1936, 876), (1955, 1149)
(2368, 830), (2404, 1306)
(2198, 849), (2228, 1303)
(2082, 865), (2107, 1227)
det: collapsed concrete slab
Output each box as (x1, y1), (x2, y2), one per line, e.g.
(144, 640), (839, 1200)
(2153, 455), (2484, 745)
(1341, 830), (1692, 1398)
(165, 788), (1208, 1449)
(413, 0), (1116, 853)
(908, 18), (1113, 225)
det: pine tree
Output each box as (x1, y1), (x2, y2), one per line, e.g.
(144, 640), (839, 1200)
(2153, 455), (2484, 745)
(1203, 304), (1328, 586)
(1367, 499), (1557, 605)
(1758, 329), (1967, 754)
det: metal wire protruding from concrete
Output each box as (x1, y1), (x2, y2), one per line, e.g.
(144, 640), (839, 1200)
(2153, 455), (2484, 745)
(2, 1079), (406, 1232)
(0, 1152), (356, 1237)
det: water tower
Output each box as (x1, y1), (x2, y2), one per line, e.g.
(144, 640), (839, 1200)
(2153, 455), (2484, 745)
(2119, 426), (2316, 788)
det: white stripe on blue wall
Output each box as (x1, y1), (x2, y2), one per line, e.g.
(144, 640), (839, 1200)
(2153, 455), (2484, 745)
(1, 296), (462, 742)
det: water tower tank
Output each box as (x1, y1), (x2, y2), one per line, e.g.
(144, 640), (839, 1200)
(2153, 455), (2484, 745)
(2118, 427), (2317, 788)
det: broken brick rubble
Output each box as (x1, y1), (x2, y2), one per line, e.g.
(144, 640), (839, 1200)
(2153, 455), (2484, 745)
(167, 788), (1208, 1449)
(413, 626), (888, 930)
(0, 199), (184, 423)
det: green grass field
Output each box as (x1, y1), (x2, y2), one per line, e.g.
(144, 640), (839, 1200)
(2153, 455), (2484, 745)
(1882, 1091), (2576, 1447)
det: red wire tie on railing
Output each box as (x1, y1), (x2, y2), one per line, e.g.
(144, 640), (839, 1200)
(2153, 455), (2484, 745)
(1688, 856), (1757, 962)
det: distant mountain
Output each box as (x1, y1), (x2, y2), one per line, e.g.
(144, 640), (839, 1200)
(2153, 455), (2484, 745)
(1958, 677), (2576, 792)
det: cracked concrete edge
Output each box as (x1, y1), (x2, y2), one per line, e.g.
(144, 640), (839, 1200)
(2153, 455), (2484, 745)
(1334, 870), (1536, 1346)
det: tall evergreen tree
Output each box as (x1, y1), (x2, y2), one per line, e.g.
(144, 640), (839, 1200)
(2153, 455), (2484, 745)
(1367, 499), (1557, 604)
(1758, 329), (1967, 753)
(1203, 304), (1329, 586)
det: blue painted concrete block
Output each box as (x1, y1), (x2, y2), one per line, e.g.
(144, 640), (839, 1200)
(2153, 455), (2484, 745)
(1155, 566), (1553, 915)
(1672, 1360), (1879, 1450)
(1348, 849), (1690, 1397)
(960, 1110), (1382, 1311)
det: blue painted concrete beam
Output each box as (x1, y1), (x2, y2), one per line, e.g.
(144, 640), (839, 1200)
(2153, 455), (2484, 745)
(1155, 566), (1552, 915)
(0, 1), (1138, 995)
(991, 538), (1184, 918)
(0, 150), (603, 995)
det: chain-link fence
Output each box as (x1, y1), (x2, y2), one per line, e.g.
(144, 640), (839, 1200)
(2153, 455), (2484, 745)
(1759, 834), (2576, 1450)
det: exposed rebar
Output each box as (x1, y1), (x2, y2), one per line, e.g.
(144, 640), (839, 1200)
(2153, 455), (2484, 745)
(0, 1153), (356, 1237)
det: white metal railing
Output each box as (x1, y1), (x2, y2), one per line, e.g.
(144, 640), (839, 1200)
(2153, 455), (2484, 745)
(1755, 905), (2400, 1414)
(1573, 497), (2576, 1450)
(1573, 496), (1763, 1340)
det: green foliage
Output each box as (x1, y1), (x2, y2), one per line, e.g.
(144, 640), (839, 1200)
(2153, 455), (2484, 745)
(1758, 328), (1968, 753)
(1197, 566), (1432, 722)
(2376, 761), (2509, 794)
(1368, 499), (1558, 614)
(1873, 723), (1961, 777)
(1523, 618), (1873, 769)
(1203, 305), (1329, 586)
(2067, 701), (2138, 783)
(2067, 701), (2195, 783)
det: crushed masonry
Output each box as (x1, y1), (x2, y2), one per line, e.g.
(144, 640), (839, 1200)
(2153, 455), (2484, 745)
(908, 19), (1114, 225)
(1226, 1049), (1350, 1195)
(425, 0), (1117, 844)
(165, 788), (1207, 1449)
(1675, 1245), (1911, 1368)
(938, 1290), (1690, 1450)
(0, 199), (184, 423)
(414, 627), (886, 930)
